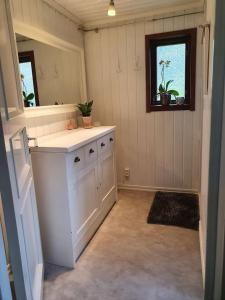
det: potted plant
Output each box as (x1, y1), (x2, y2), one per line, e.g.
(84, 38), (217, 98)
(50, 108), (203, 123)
(21, 74), (34, 107)
(157, 60), (179, 105)
(23, 91), (35, 107)
(77, 100), (93, 129)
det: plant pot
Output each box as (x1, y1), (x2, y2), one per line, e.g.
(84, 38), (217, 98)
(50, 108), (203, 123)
(82, 116), (92, 129)
(176, 97), (185, 105)
(160, 93), (171, 105)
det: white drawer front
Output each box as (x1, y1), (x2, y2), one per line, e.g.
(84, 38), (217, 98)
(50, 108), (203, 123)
(97, 133), (115, 155)
(68, 147), (85, 174)
(108, 132), (115, 151)
(97, 135), (109, 155)
(84, 141), (97, 165)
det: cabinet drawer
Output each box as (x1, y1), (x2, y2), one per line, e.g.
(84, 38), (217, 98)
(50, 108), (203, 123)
(108, 132), (115, 151)
(97, 133), (115, 155)
(84, 141), (97, 164)
(68, 147), (85, 173)
(97, 135), (109, 155)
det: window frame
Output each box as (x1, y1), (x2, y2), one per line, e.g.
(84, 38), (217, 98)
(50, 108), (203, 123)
(145, 28), (197, 112)
(18, 51), (40, 106)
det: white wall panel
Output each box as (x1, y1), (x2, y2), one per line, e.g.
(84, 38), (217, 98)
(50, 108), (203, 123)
(85, 13), (204, 192)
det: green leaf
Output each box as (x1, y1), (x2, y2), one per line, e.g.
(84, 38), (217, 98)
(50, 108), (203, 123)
(158, 84), (165, 93)
(23, 91), (26, 98)
(77, 101), (93, 116)
(166, 80), (173, 91)
(26, 93), (35, 101)
(167, 90), (179, 96)
(87, 100), (93, 108)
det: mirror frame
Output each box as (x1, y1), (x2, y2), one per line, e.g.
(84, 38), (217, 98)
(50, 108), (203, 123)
(13, 19), (87, 109)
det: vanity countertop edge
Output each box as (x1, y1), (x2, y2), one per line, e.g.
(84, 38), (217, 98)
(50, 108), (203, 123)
(30, 126), (116, 153)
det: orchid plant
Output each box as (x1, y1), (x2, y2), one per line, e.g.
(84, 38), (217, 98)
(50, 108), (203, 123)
(21, 74), (35, 107)
(158, 60), (179, 98)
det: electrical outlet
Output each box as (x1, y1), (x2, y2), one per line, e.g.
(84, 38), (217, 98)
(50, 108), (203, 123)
(124, 168), (130, 178)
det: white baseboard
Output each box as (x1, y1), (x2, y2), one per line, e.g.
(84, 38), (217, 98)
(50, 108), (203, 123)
(199, 219), (205, 286)
(118, 184), (198, 194)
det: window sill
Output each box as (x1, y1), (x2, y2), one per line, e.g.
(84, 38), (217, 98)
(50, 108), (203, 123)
(147, 103), (194, 112)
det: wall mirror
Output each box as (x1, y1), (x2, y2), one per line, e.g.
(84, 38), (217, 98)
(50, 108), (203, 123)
(15, 32), (85, 108)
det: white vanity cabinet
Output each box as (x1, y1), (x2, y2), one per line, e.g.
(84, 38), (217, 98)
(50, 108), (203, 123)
(31, 127), (116, 268)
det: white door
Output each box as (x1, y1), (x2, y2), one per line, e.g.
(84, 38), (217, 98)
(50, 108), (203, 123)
(0, 0), (43, 299)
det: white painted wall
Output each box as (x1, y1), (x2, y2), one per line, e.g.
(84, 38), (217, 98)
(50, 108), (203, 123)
(11, 0), (83, 49)
(25, 105), (77, 138)
(199, 0), (216, 280)
(84, 13), (204, 192)
(17, 39), (82, 106)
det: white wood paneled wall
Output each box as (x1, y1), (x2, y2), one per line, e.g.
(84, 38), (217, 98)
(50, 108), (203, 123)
(85, 13), (204, 192)
(11, 0), (83, 48)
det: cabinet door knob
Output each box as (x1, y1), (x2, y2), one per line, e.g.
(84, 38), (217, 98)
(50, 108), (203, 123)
(74, 156), (80, 163)
(101, 142), (105, 147)
(110, 138), (114, 142)
(89, 148), (95, 154)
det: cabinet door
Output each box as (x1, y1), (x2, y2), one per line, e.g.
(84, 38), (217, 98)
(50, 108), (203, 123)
(73, 163), (99, 241)
(99, 150), (116, 210)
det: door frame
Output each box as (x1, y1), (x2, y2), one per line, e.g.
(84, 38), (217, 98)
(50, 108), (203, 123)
(204, 0), (225, 298)
(0, 202), (12, 300)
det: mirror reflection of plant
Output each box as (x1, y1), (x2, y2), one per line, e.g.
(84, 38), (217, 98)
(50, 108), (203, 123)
(20, 74), (34, 107)
(158, 60), (179, 97)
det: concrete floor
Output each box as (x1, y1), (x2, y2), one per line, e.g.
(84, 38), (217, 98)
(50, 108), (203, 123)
(44, 190), (203, 300)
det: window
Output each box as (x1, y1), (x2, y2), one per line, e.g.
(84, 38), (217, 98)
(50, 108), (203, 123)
(18, 51), (39, 107)
(145, 28), (197, 112)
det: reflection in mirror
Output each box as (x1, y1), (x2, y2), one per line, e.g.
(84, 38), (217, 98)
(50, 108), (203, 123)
(16, 33), (82, 107)
(19, 50), (39, 107)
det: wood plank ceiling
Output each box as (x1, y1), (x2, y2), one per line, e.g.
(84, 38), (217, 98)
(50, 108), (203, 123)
(52, 0), (204, 28)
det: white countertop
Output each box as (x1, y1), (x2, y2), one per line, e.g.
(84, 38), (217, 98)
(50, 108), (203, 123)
(30, 126), (116, 153)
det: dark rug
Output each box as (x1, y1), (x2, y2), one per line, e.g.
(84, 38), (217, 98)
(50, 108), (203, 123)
(147, 191), (199, 230)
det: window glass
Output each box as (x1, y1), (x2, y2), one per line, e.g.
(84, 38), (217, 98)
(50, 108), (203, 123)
(156, 43), (186, 101)
(19, 62), (36, 106)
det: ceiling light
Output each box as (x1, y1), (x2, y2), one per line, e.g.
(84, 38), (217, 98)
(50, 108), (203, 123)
(108, 0), (116, 16)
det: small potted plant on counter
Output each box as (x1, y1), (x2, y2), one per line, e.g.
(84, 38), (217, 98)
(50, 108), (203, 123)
(77, 100), (93, 129)
(157, 60), (179, 105)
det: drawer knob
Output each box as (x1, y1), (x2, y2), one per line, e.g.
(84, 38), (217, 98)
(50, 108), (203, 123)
(74, 156), (80, 163)
(101, 142), (105, 147)
(89, 148), (95, 154)
(110, 138), (114, 142)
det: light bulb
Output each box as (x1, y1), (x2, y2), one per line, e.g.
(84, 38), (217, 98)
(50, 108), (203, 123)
(108, 0), (116, 16)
